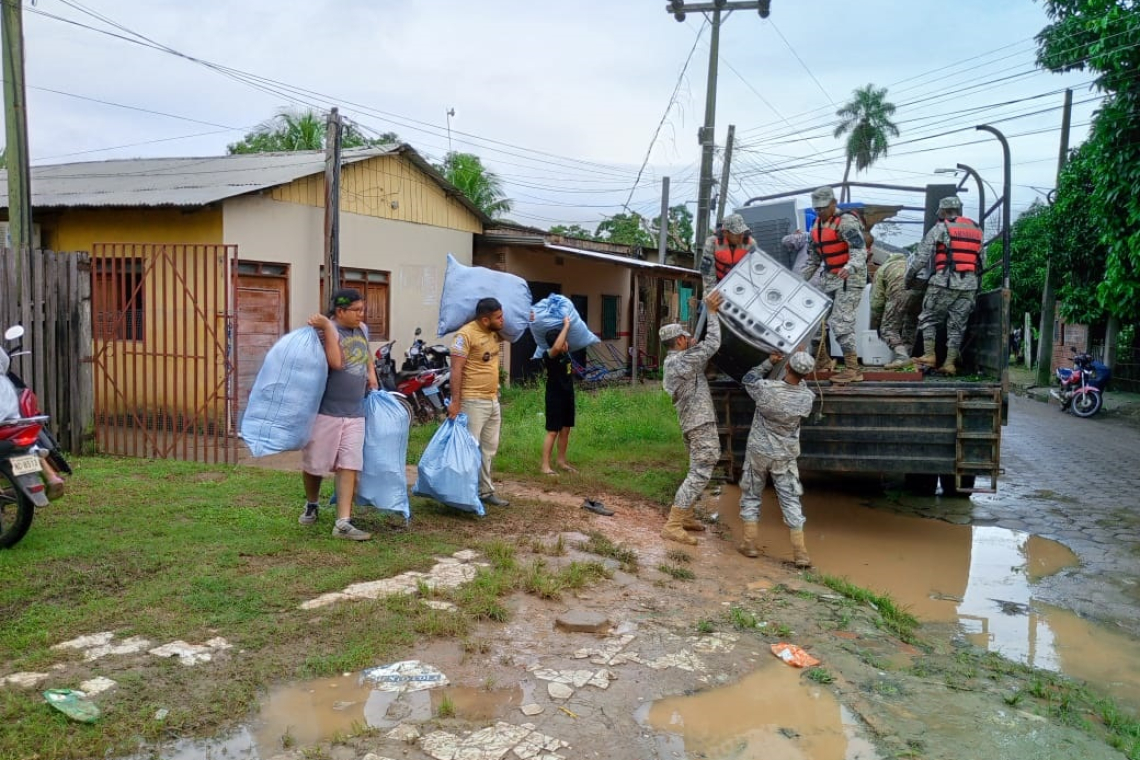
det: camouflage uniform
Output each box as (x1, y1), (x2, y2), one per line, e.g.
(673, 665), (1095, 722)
(801, 213), (868, 355)
(908, 220), (981, 351)
(662, 315), (721, 509)
(870, 253), (921, 352)
(700, 234), (757, 292)
(738, 361), (816, 528)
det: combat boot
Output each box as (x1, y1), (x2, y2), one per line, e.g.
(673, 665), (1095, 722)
(815, 354), (836, 372)
(681, 511), (707, 532)
(883, 347), (911, 370)
(913, 336), (938, 366)
(789, 529), (812, 568)
(661, 506), (698, 546)
(939, 348), (960, 375)
(737, 522), (760, 558)
(830, 353), (864, 383)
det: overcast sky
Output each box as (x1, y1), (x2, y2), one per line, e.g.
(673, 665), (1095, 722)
(12, 0), (1100, 244)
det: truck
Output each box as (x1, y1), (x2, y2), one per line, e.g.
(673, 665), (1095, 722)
(709, 195), (1008, 496)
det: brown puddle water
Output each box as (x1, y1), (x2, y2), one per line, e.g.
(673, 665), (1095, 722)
(711, 485), (1140, 709)
(641, 658), (880, 759)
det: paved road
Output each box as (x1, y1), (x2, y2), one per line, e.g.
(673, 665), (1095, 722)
(977, 393), (1140, 629)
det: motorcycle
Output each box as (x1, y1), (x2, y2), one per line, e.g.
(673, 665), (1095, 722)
(0, 342), (53, 548)
(375, 339), (399, 393)
(396, 368), (448, 424)
(1050, 348), (1111, 418)
(401, 327), (450, 373)
(4, 325), (72, 478)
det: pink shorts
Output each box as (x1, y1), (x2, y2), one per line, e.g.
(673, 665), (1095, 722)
(301, 415), (365, 475)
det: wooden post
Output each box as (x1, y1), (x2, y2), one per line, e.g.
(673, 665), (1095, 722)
(631, 272), (639, 385)
(1023, 311), (1033, 370)
(323, 107), (342, 306)
(715, 124), (735, 227)
(2, 0), (32, 266)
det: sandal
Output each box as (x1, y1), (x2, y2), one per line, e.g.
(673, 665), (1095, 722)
(581, 499), (614, 516)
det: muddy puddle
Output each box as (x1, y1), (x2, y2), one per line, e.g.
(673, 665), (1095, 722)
(711, 484), (1140, 709)
(640, 658), (879, 759)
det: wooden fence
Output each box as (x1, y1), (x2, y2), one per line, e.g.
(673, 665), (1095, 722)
(0, 248), (93, 454)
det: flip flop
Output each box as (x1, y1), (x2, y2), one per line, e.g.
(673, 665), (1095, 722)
(541, 470), (558, 476)
(560, 465), (578, 473)
(581, 499), (614, 517)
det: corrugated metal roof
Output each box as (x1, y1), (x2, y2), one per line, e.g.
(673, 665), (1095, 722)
(544, 243), (700, 279)
(0, 145), (493, 226)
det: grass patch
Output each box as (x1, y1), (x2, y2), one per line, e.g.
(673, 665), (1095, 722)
(577, 531), (638, 573)
(657, 563), (696, 581)
(805, 667), (834, 684)
(727, 606), (759, 630)
(437, 693), (456, 719)
(696, 618), (716, 634)
(806, 572), (921, 644)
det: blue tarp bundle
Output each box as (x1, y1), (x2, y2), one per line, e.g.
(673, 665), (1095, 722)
(240, 327), (328, 457)
(529, 293), (598, 359)
(412, 414), (484, 515)
(437, 253), (532, 342)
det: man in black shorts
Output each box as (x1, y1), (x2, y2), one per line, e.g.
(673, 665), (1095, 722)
(540, 317), (576, 475)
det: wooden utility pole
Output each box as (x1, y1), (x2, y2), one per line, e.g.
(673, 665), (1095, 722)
(715, 124), (735, 226)
(1035, 88), (1072, 386)
(2, 0), (33, 265)
(657, 176), (670, 264)
(323, 108), (343, 305)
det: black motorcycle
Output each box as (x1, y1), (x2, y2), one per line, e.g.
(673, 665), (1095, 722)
(401, 327), (450, 373)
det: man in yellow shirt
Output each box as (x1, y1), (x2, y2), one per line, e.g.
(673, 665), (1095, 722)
(448, 298), (509, 507)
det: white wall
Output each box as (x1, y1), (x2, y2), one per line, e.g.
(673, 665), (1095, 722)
(223, 195), (474, 348)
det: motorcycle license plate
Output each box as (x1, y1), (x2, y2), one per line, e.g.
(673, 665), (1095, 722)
(10, 454), (41, 476)
(423, 385), (439, 396)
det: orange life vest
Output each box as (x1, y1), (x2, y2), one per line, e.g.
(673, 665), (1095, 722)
(810, 212), (853, 271)
(933, 217), (983, 273)
(714, 244), (749, 280)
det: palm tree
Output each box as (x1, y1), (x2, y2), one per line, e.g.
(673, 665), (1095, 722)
(227, 109), (398, 154)
(833, 84), (900, 201)
(438, 151), (513, 218)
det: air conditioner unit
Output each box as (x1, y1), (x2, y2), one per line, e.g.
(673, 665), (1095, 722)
(0, 222), (42, 250)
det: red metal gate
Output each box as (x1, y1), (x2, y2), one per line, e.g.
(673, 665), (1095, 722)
(91, 243), (238, 463)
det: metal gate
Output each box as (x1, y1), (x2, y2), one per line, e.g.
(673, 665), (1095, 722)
(91, 243), (238, 463)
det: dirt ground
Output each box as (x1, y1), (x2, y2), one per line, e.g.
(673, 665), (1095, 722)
(150, 475), (1136, 760)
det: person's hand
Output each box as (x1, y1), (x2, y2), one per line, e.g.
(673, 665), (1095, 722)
(705, 291), (723, 313)
(769, 352), (784, 363)
(563, 316), (571, 327)
(447, 397), (460, 420)
(836, 268), (850, 281)
(368, 379), (379, 391)
(308, 313), (332, 329)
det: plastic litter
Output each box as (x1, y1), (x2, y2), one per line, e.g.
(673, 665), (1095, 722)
(361, 660), (449, 693)
(770, 643), (820, 668)
(43, 689), (101, 723)
(239, 327), (328, 457)
(437, 253), (532, 342)
(529, 293), (599, 359)
(412, 414), (484, 515)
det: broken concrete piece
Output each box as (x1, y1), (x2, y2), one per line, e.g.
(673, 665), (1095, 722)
(521, 703), (545, 716)
(555, 610), (611, 634)
(362, 660), (448, 693)
(361, 755), (399, 760)
(300, 592), (350, 610)
(149, 639), (229, 666)
(421, 599), (459, 612)
(689, 632), (739, 654)
(1, 671), (50, 688)
(452, 549), (480, 562)
(547, 682), (574, 700)
(419, 722), (568, 760)
(386, 723), (422, 743)
(52, 632), (115, 651)
(300, 551), (483, 610)
(78, 677), (117, 696)
(84, 636), (153, 661)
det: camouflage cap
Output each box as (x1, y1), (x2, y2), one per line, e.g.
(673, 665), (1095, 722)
(723, 213), (749, 235)
(788, 351), (815, 376)
(939, 196), (963, 211)
(810, 186), (836, 208)
(659, 323), (690, 343)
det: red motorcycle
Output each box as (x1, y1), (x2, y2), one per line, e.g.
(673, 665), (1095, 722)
(0, 354), (52, 548)
(1050, 348), (1110, 419)
(397, 369), (445, 424)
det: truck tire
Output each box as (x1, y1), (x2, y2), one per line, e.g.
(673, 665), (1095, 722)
(904, 473), (938, 495)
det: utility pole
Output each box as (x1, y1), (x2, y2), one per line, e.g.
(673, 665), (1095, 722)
(657, 176), (671, 264)
(715, 124), (735, 226)
(1035, 88), (1072, 386)
(666, 0), (771, 254)
(323, 107), (343, 305)
(2, 0), (32, 268)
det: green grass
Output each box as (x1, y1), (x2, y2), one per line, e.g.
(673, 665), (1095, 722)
(805, 667), (834, 684)
(806, 572), (921, 644)
(657, 563), (696, 581)
(577, 531), (639, 573)
(409, 383), (686, 503)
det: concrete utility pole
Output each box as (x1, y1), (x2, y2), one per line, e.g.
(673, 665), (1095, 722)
(657, 176), (671, 264)
(666, 0), (771, 254)
(1035, 88), (1072, 386)
(715, 124), (735, 226)
(2, 0), (33, 265)
(323, 107), (343, 305)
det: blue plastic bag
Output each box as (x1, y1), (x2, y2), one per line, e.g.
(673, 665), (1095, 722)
(437, 253), (532, 342)
(412, 414), (484, 515)
(240, 327), (328, 457)
(355, 391), (412, 520)
(529, 293), (599, 359)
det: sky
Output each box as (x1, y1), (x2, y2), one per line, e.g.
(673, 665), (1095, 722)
(10, 0), (1102, 246)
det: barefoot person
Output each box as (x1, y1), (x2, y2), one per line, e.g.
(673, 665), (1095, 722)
(659, 291), (723, 546)
(540, 317), (576, 476)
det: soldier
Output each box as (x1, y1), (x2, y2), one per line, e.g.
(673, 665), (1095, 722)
(699, 213), (756, 292)
(802, 187), (869, 383)
(907, 196), (984, 375)
(870, 248), (922, 369)
(736, 350), (817, 567)
(659, 291), (723, 546)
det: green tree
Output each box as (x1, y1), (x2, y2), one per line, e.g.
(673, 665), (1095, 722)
(1049, 147), (1112, 324)
(437, 151), (513, 219)
(833, 84), (900, 201)
(1036, 0), (1140, 319)
(594, 212), (654, 248)
(549, 224), (595, 239)
(982, 202), (1052, 326)
(227, 109), (398, 154)
(652, 204), (695, 251)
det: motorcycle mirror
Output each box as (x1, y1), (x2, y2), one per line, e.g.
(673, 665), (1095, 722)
(415, 327), (422, 336)
(4, 325), (24, 341)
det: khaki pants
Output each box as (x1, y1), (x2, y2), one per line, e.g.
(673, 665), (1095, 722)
(461, 398), (501, 496)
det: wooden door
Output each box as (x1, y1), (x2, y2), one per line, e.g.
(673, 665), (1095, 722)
(237, 269), (288, 415)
